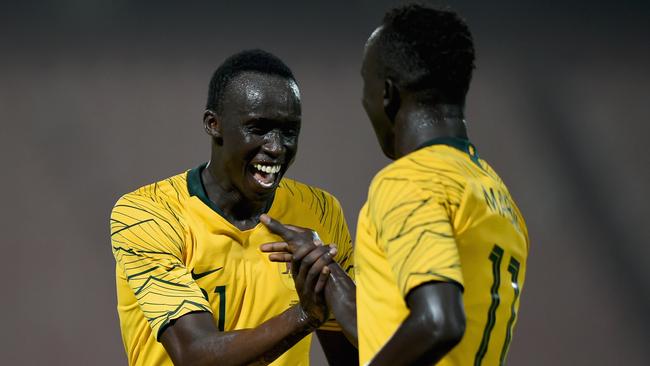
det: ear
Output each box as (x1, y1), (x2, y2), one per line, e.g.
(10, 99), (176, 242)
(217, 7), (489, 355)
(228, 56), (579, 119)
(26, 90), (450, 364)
(203, 110), (223, 145)
(383, 78), (400, 123)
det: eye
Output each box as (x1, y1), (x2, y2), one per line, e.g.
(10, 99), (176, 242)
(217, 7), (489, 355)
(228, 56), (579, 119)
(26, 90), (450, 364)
(283, 127), (299, 137)
(247, 125), (268, 135)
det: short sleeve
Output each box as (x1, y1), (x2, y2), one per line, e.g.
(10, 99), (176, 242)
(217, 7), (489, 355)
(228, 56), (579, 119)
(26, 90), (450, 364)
(369, 177), (464, 298)
(111, 193), (211, 339)
(329, 196), (355, 279)
(318, 194), (355, 331)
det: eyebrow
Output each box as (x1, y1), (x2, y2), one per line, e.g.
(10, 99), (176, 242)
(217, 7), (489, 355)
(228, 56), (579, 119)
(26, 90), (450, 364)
(245, 118), (300, 125)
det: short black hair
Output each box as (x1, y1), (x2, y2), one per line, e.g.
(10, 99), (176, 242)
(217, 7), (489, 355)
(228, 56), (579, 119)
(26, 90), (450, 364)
(206, 49), (296, 113)
(377, 3), (475, 103)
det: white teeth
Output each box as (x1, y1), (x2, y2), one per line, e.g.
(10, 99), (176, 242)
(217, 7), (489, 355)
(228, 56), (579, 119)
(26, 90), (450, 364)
(253, 164), (281, 174)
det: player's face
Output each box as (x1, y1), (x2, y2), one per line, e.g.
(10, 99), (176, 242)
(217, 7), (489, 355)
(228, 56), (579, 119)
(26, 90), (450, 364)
(361, 27), (396, 159)
(218, 72), (301, 202)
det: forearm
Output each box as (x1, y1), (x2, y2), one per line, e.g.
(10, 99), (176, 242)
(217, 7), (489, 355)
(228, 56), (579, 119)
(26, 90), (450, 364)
(166, 305), (316, 366)
(324, 263), (358, 345)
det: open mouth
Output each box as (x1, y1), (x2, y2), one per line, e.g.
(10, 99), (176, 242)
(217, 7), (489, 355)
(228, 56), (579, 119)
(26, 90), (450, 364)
(250, 163), (282, 189)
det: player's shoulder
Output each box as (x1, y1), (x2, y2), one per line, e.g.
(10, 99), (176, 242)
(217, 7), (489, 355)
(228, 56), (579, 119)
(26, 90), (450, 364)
(476, 158), (505, 185)
(369, 145), (473, 199)
(369, 146), (443, 184)
(112, 170), (190, 213)
(277, 177), (343, 209)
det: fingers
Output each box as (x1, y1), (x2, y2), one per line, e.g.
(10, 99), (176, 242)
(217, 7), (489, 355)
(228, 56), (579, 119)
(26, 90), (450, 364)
(260, 242), (289, 253)
(296, 245), (337, 288)
(305, 249), (336, 289)
(304, 251), (332, 293)
(260, 241), (292, 262)
(268, 253), (293, 262)
(284, 224), (310, 233)
(328, 245), (338, 257)
(293, 245), (324, 286)
(314, 266), (330, 293)
(260, 214), (295, 239)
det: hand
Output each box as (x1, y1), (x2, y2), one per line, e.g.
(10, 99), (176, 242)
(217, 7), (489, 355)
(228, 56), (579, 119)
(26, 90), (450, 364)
(260, 214), (337, 326)
(261, 236), (337, 269)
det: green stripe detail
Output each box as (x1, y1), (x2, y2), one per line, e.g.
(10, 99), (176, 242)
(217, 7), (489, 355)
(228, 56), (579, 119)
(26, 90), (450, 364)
(474, 244), (504, 366)
(499, 257), (521, 364)
(214, 285), (227, 331)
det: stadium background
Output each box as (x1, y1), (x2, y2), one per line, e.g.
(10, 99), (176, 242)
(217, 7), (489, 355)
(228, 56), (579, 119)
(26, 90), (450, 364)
(1, 0), (648, 365)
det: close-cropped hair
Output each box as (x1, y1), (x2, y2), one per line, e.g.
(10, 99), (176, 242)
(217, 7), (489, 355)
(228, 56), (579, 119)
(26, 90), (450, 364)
(378, 3), (475, 103)
(206, 49), (296, 113)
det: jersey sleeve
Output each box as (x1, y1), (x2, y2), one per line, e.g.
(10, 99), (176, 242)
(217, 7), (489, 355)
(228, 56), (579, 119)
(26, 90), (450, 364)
(329, 196), (354, 279)
(318, 194), (355, 331)
(369, 176), (464, 298)
(110, 193), (211, 339)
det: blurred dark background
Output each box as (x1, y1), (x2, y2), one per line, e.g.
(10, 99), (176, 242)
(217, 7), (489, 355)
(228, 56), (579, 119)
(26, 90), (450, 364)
(1, 0), (648, 365)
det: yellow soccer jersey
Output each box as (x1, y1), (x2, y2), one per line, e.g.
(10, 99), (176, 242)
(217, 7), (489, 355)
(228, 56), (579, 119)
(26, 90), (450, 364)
(110, 163), (353, 366)
(355, 138), (529, 366)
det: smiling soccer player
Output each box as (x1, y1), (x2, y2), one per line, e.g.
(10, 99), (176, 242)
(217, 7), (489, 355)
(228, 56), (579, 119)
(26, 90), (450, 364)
(110, 50), (357, 366)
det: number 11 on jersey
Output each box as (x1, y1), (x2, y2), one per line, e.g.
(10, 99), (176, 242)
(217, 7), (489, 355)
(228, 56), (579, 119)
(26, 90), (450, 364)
(475, 244), (521, 366)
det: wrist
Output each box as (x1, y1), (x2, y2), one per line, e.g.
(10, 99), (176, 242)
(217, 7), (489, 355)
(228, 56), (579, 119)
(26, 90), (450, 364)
(293, 304), (322, 331)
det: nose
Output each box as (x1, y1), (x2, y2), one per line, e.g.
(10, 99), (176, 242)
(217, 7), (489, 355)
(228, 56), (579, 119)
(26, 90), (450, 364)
(262, 130), (284, 157)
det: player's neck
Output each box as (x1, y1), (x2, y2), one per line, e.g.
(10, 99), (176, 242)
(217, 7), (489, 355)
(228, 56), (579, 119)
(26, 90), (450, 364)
(201, 162), (270, 230)
(393, 103), (468, 158)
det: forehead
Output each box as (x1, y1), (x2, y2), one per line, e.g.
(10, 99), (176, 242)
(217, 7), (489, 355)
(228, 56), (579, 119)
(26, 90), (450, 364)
(222, 72), (301, 119)
(362, 26), (383, 74)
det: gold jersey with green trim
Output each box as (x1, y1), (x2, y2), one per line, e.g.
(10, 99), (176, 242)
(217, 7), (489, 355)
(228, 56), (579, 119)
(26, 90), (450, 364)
(354, 138), (529, 366)
(110, 164), (353, 366)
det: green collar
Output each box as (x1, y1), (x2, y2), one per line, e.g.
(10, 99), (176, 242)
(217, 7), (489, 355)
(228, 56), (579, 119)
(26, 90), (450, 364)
(187, 162), (275, 218)
(417, 137), (481, 167)
(187, 162), (227, 217)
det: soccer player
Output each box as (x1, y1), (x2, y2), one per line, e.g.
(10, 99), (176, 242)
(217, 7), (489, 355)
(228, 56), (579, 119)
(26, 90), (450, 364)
(110, 49), (357, 366)
(261, 4), (529, 366)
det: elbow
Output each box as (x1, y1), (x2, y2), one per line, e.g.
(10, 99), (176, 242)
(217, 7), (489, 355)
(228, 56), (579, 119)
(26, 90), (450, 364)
(438, 312), (466, 349)
(418, 307), (466, 353)
(432, 310), (466, 351)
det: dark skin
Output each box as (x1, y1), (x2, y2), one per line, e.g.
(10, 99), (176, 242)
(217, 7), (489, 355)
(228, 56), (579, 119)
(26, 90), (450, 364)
(362, 26), (467, 365)
(260, 215), (358, 346)
(263, 26), (468, 365)
(159, 72), (355, 365)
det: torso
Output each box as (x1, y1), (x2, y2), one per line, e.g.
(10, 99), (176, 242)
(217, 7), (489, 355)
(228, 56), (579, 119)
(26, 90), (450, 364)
(355, 139), (529, 366)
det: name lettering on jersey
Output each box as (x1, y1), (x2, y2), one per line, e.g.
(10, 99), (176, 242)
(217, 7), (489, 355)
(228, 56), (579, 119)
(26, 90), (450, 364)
(482, 186), (522, 233)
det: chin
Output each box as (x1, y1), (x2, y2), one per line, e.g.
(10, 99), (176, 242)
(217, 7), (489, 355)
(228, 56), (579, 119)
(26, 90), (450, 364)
(243, 172), (282, 203)
(379, 139), (397, 160)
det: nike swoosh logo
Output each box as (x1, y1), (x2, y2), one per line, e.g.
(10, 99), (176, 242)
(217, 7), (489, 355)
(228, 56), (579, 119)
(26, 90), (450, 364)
(191, 267), (223, 280)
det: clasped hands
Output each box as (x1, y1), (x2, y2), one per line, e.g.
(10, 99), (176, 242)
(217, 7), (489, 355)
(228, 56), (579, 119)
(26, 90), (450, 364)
(259, 214), (337, 328)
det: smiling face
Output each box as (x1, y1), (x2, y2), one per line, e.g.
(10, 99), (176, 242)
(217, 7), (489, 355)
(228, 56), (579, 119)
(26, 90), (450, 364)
(210, 71), (301, 203)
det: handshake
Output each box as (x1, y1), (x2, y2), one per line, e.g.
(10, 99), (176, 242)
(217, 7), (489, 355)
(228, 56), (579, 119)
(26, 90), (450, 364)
(259, 214), (340, 328)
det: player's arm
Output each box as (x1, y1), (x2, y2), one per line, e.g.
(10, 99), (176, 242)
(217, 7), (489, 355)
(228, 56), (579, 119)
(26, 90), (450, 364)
(367, 282), (465, 366)
(160, 242), (335, 366)
(161, 306), (313, 366)
(112, 195), (330, 366)
(260, 215), (359, 346)
(317, 260), (357, 344)
(367, 177), (467, 365)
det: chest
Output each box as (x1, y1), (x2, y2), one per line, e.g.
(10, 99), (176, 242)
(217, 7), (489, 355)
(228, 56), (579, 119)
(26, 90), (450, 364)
(185, 224), (298, 328)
